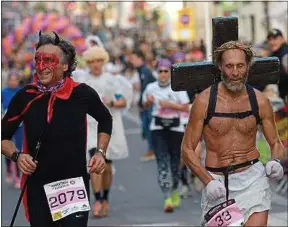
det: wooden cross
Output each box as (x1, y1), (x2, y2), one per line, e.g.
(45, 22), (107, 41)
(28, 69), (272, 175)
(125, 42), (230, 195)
(171, 16), (280, 92)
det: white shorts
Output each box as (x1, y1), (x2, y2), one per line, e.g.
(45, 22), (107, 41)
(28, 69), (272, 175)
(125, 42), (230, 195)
(201, 161), (272, 225)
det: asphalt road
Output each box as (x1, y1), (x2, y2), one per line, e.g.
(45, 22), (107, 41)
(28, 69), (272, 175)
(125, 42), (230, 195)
(1, 110), (287, 226)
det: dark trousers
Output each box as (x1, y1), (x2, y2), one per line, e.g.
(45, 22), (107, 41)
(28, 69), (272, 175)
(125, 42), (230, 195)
(27, 177), (90, 227)
(140, 108), (153, 151)
(151, 130), (183, 198)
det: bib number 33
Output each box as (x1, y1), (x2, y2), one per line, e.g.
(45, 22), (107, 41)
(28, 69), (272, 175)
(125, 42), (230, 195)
(215, 210), (232, 226)
(205, 199), (244, 227)
(44, 177), (90, 221)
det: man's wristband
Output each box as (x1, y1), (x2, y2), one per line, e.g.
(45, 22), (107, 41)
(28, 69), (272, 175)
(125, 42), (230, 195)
(11, 149), (21, 162)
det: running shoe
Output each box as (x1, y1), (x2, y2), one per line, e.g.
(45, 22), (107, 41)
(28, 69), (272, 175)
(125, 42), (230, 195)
(102, 200), (109, 217)
(171, 191), (181, 208)
(180, 185), (189, 199)
(140, 150), (156, 161)
(164, 197), (174, 213)
(93, 201), (102, 217)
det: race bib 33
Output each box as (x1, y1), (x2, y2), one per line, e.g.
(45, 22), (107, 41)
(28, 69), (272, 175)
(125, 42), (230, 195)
(204, 199), (244, 227)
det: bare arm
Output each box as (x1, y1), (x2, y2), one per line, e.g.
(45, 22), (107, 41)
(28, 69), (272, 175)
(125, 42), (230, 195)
(181, 91), (214, 186)
(2, 140), (17, 159)
(97, 132), (111, 152)
(259, 95), (285, 160)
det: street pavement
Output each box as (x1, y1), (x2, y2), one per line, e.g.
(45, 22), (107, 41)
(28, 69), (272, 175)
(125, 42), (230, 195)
(1, 106), (287, 226)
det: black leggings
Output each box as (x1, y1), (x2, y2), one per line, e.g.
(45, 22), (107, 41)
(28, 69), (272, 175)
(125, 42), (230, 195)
(151, 130), (183, 198)
(27, 178), (90, 227)
(30, 211), (89, 227)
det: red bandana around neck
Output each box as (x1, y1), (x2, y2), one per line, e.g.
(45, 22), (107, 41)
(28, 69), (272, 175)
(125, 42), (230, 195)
(8, 74), (80, 123)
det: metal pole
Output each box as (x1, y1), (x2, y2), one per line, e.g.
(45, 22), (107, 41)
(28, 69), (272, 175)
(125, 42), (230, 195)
(183, 1), (187, 8)
(9, 121), (47, 227)
(264, 1), (270, 33)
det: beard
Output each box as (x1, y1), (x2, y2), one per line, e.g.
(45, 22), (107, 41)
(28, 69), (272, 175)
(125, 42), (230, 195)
(221, 72), (248, 92)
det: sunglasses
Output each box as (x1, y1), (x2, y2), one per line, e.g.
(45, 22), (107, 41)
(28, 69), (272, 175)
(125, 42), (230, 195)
(158, 70), (169, 73)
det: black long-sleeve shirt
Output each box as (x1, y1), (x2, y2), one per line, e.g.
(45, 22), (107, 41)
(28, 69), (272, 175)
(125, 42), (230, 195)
(1, 82), (112, 185)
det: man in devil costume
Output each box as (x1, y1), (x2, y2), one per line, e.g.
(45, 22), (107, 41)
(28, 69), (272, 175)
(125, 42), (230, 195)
(1, 32), (113, 227)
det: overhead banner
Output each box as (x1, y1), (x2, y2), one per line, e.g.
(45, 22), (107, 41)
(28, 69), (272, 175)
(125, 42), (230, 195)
(177, 8), (195, 41)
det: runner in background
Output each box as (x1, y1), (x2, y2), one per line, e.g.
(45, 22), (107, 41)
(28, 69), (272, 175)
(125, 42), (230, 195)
(2, 72), (24, 189)
(130, 50), (156, 161)
(73, 46), (132, 218)
(142, 58), (190, 212)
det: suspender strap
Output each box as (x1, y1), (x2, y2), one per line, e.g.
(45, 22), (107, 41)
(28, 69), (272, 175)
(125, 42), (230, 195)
(246, 84), (261, 125)
(213, 111), (253, 119)
(204, 83), (218, 125)
(206, 159), (259, 201)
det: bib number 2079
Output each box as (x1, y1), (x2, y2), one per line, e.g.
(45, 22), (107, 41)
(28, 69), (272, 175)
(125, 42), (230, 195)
(49, 189), (86, 208)
(44, 177), (90, 221)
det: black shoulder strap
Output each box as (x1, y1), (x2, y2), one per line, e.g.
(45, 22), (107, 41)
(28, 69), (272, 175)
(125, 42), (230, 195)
(246, 84), (261, 124)
(204, 83), (218, 125)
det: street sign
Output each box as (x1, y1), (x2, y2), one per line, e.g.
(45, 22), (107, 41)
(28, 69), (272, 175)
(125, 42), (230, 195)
(177, 8), (195, 41)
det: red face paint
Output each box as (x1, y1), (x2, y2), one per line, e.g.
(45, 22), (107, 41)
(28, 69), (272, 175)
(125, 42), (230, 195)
(35, 52), (60, 82)
(35, 52), (59, 72)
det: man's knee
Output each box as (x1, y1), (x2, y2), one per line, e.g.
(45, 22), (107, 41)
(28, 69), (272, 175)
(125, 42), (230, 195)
(244, 210), (268, 227)
(104, 162), (112, 174)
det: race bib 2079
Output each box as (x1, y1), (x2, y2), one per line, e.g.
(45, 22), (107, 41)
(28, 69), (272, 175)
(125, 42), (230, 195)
(44, 177), (90, 221)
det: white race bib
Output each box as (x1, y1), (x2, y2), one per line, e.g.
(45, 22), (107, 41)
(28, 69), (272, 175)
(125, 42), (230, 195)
(44, 177), (90, 221)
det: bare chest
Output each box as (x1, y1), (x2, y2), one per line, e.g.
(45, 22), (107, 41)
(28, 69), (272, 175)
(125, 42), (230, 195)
(204, 96), (257, 136)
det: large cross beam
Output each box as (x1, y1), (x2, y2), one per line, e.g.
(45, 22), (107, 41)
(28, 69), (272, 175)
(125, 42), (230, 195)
(171, 16), (280, 92)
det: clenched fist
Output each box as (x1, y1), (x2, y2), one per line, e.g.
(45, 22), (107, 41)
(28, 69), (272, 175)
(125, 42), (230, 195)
(17, 154), (38, 175)
(88, 153), (106, 174)
(205, 180), (226, 201)
(266, 160), (284, 180)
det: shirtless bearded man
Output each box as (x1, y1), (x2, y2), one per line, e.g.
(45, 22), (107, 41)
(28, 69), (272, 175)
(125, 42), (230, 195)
(182, 41), (285, 226)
